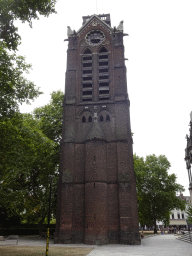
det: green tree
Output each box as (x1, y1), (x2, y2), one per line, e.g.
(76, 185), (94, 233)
(0, 0), (57, 117)
(0, 0), (57, 50)
(0, 91), (63, 227)
(0, 42), (42, 119)
(0, 113), (57, 229)
(0, 0), (59, 229)
(186, 204), (192, 224)
(33, 90), (64, 144)
(33, 90), (64, 180)
(32, 90), (64, 228)
(134, 154), (186, 233)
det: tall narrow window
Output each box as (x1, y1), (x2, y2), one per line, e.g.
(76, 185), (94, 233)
(82, 49), (93, 102)
(98, 47), (109, 101)
(88, 116), (92, 122)
(82, 116), (86, 123)
(106, 115), (110, 121)
(100, 115), (104, 122)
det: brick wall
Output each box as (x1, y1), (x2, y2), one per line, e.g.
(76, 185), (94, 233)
(55, 14), (141, 245)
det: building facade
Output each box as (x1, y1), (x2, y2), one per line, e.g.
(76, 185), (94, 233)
(54, 14), (140, 245)
(185, 112), (192, 202)
(169, 194), (191, 228)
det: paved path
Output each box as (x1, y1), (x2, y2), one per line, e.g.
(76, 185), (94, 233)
(86, 235), (192, 256)
(2, 235), (191, 256)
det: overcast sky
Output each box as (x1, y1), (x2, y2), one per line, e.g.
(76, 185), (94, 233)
(17, 0), (192, 195)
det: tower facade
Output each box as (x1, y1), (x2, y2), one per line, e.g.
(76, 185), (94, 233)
(55, 14), (141, 245)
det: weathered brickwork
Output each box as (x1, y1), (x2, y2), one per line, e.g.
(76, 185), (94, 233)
(54, 14), (141, 245)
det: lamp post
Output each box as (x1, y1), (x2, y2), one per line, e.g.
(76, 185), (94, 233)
(46, 175), (54, 256)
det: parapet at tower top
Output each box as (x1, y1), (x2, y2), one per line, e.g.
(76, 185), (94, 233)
(82, 14), (111, 26)
(67, 14), (125, 38)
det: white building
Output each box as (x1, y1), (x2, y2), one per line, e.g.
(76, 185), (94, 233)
(169, 194), (191, 228)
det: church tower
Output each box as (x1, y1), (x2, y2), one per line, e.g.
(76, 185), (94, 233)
(55, 14), (141, 245)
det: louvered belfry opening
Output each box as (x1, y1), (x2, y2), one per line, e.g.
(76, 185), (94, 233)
(98, 47), (109, 101)
(82, 49), (93, 102)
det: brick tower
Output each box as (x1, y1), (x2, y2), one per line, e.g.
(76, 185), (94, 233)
(54, 14), (141, 245)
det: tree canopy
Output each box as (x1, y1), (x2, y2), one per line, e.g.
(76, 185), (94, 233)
(0, 42), (42, 119)
(186, 204), (192, 224)
(0, 0), (60, 229)
(0, 0), (57, 117)
(134, 154), (186, 233)
(0, 113), (58, 225)
(33, 90), (63, 144)
(0, 0), (57, 50)
(0, 89), (63, 227)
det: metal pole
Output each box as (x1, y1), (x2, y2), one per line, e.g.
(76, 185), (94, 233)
(46, 175), (54, 256)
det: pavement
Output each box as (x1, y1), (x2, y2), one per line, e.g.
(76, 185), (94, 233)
(1, 234), (192, 256)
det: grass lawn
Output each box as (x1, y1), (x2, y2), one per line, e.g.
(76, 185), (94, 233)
(0, 246), (93, 256)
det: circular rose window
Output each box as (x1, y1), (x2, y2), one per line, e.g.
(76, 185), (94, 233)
(86, 30), (105, 46)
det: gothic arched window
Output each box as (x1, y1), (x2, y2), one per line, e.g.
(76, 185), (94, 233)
(84, 48), (92, 54)
(100, 115), (104, 122)
(99, 47), (108, 53)
(106, 115), (110, 121)
(88, 116), (92, 122)
(82, 116), (86, 123)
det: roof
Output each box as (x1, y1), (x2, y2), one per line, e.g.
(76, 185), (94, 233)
(82, 14), (111, 26)
(67, 14), (124, 38)
(76, 14), (113, 36)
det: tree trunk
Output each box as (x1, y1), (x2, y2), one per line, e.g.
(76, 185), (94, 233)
(38, 216), (46, 237)
(154, 219), (157, 234)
